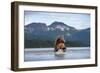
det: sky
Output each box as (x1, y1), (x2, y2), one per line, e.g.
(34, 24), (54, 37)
(24, 11), (90, 29)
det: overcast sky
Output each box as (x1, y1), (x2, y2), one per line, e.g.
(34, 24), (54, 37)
(24, 11), (90, 29)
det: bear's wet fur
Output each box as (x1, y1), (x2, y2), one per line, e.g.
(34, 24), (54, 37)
(54, 36), (66, 52)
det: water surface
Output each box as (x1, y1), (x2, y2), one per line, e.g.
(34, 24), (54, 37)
(24, 47), (90, 62)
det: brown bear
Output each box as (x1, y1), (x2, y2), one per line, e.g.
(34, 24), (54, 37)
(54, 36), (66, 53)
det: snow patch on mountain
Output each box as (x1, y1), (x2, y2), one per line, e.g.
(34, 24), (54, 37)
(56, 25), (65, 31)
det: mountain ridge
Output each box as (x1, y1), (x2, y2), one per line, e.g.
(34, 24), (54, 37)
(24, 21), (90, 48)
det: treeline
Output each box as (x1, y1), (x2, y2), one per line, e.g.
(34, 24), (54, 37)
(64, 40), (90, 47)
(25, 39), (55, 48)
(24, 39), (89, 48)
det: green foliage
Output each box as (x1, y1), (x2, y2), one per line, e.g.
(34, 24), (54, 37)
(24, 38), (89, 48)
(65, 40), (89, 47)
(25, 39), (55, 48)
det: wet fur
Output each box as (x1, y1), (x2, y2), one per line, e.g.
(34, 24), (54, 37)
(54, 37), (66, 52)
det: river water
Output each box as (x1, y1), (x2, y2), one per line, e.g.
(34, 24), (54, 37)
(24, 47), (90, 62)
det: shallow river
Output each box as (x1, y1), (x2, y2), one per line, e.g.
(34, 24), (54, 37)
(24, 47), (90, 62)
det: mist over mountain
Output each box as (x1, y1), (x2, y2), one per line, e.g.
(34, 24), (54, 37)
(24, 21), (90, 48)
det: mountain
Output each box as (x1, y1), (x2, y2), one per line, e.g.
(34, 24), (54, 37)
(24, 21), (78, 38)
(24, 21), (90, 48)
(25, 21), (77, 32)
(24, 22), (48, 32)
(66, 28), (90, 46)
(48, 21), (77, 32)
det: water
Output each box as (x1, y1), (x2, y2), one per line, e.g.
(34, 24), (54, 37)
(24, 47), (90, 62)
